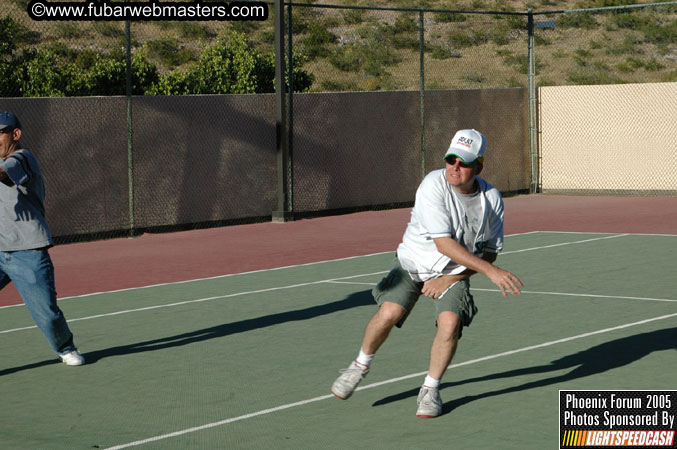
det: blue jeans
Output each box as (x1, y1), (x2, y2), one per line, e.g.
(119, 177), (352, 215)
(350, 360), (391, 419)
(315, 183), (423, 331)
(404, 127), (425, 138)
(0, 248), (76, 354)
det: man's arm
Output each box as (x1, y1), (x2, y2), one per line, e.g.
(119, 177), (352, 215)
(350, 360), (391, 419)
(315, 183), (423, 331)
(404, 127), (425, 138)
(0, 167), (14, 186)
(425, 237), (523, 298)
(421, 251), (497, 299)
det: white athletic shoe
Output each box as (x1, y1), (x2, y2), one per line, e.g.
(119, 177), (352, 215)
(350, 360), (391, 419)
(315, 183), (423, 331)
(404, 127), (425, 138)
(331, 361), (368, 400)
(416, 387), (442, 418)
(59, 350), (85, 366)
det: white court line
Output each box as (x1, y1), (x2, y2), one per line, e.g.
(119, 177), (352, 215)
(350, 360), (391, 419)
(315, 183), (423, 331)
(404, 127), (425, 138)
(0, 271), (390, 334)
(103, 312), (677, 450)
(0, 251), (395, 309)
(472, 288), (677, 303)
(499, 233), (628, 255)
(541, 231), (677, 238)
(324, 281), (377, 286)
(324, 283), (677, 304)
(357, 313), (677, 389)
(0, 234), (643, 333)
(0, 231), (632, 310)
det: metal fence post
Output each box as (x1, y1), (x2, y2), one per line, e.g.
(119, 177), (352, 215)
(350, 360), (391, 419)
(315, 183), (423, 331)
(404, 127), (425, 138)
(125, 19), (136, 235)
(287, 2), (294, 215)
(527, 9), (538, 194)
(419, 9), (426, 181)
(273, 0), (290, 222)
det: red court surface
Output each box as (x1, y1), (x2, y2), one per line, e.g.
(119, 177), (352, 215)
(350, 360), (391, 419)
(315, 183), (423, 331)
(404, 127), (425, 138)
(1, 194), (676, 306)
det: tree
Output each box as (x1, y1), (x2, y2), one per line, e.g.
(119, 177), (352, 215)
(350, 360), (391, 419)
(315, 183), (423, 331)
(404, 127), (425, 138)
(1, 19), (313, 97)
(148, 31), (313, 95)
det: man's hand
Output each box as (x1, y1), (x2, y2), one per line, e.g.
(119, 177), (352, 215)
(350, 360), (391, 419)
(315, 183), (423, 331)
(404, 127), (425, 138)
(432, 238), (523, 298)
(0, 168), (14, 187)
(486, 265), (523, 297)
(422, 274), (467, 299)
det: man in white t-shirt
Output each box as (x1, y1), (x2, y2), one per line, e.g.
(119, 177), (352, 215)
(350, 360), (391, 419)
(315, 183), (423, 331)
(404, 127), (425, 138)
(331, 129), (523, 418)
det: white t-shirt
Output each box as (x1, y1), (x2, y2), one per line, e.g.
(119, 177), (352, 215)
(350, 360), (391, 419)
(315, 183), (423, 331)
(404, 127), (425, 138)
(396, 169), (504, 282)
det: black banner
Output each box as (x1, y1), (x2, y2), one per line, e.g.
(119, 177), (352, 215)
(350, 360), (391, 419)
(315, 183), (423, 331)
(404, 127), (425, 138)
(559, 391), (677, 449)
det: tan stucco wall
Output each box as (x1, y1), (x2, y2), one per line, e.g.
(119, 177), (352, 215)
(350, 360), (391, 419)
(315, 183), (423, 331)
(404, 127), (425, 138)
(539, 82), (677, 192)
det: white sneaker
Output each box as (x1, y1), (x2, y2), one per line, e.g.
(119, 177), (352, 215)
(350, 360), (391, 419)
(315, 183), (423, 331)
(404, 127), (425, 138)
(59, 350), (85, 366)
(331, 361), (368, 400)
(416, 387), (442, 418)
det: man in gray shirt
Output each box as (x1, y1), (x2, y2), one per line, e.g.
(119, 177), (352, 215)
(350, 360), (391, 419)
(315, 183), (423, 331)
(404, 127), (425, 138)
(331, 129), (522, 417)
(0, 111), (84, 366)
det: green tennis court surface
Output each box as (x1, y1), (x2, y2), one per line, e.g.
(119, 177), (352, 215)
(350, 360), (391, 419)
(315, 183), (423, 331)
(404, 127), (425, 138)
(2, 232), (676, 449)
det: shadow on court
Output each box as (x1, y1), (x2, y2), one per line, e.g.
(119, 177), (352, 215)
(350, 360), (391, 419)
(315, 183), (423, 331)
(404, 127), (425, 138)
(0, 289), (374, 375)
(373, 327), (677, 416)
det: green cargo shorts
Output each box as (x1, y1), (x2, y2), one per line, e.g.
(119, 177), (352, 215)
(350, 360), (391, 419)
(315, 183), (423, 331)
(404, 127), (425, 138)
(371, 258), (478, 333)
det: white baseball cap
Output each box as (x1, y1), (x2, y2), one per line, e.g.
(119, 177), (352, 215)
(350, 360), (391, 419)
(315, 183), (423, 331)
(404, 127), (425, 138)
(444, 129), (486, 164)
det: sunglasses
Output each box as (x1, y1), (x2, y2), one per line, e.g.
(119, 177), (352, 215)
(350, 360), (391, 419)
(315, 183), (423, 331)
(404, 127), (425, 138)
(445, 155), (474, 168)
(0, 128), (14, 134)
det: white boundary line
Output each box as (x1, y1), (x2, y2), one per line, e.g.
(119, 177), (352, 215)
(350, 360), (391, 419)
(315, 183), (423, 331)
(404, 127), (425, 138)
(1, 233), (669, 334)
(472, 288), (677, 303)
(324, 283), (677, 304)
(0, 232), (631, 311)
(325, 281), (377, 286)
(5, 283), (674, 335)
(538, 231), (677, 238)
(499, 233), (628, 255)
(103, 312), (677, 450)
(0, 271), (389, 334)
(0, 251), (396, 309)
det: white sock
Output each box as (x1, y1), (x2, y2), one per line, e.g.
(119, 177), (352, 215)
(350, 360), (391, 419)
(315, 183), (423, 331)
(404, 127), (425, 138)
(355, 348), (375, 368)
(423, 374), (440, 389)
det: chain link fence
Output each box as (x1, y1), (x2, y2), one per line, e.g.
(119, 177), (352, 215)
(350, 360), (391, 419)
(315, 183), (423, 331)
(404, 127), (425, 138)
(1, 1), (676, 241)
(532, 4), (677, 195)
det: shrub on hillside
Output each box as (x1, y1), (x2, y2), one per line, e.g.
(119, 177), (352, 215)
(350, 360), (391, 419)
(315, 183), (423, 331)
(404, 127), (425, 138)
(148, 32), (313, 95)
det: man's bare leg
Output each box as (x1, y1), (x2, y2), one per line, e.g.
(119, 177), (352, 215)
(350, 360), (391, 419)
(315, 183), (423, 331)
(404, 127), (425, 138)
(332, 302), (406, 399)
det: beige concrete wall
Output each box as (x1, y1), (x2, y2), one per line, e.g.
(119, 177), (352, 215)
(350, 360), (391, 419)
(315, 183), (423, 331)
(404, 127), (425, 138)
(539, 82), (677, 192)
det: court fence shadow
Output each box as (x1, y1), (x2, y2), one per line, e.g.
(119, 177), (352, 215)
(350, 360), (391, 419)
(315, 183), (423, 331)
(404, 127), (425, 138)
(372, 327), (677, 416)
(0, 289), (375, 375)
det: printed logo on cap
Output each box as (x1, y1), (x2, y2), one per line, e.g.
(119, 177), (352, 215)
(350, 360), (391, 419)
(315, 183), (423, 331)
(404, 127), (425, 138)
(457, 137), (474, 148)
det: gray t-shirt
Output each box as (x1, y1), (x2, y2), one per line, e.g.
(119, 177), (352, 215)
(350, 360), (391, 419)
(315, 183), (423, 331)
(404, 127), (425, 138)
(0, 148), (53, 251)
